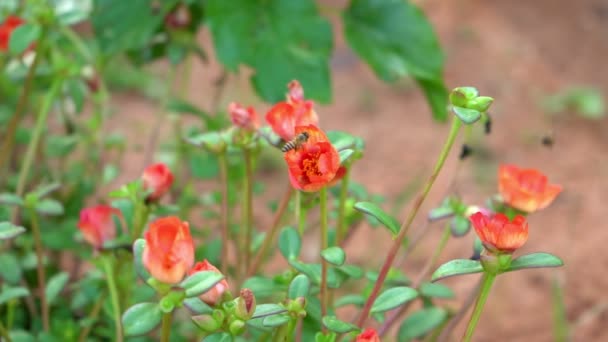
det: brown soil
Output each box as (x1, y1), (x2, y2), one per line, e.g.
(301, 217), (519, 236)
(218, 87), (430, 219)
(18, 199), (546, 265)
(105, 0), (608, 341)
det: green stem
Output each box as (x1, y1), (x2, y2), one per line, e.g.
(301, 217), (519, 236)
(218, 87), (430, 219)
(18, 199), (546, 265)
(28, 210), (49, 331)
(243, 149), (254, 272)
(247, 185), (294, 277)
(336, 168), (351, 245)
(295, 191), (306, 236)
(160, 312), (173, 342)
(78, 295), (105, 342)
(0, 320), (11, 342)
(132, 202), (150, 241)
(7, 299), (15, 329)
(463, 273), (496, 342)
(429, 223), (451, 271)
(319, 187), (329, 323)
(217, 153), (230, 275)
(0, 31), (45, 181)
(13, 79), (62, 208)
(356, 118), (462, 327)
(101, 255), (123, 342)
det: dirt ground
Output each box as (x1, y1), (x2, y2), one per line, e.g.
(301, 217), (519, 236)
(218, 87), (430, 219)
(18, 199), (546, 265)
(105, 0), (608, 340)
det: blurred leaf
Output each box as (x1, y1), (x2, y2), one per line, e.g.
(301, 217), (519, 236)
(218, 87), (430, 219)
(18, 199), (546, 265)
(279, 227), (301, 261)
(166, 98), (211, 123)
(122, 302), (162, 336)
(370, 286), (418, 314)
(504, 253), (564, 273)
(53, 0), (93, 25)
(452, 106), (481, 124)
(45, 272), (70, 305)
(398, 307), (447, 341)
(102, 164), (119, 184)
(251, 304), (287, 319)
(431, 259), (483, 282)
(343, 0), (447, 120)
(9, 23), (40, 55)
(33, 183), (61, 198)
(335, 264), (364, 279)
(450, 215), (470, 237)
(263, 314), (291, 327)
(322, 316), (358, 334)
(0, 193), (23, 206)
(205, 0), (333, 102)
(0, 221), (26, 240)
(321, 247), (346, 266)
(543, 86), (605, 119)
(288, 274), (310, 299)
(133, 239), (151, 281)
(0, 253), (22, 284)
(354, 201), (400, 236)
(204, 333), (233, 342)
(35, 199), (65, 216)
(46, 135), (79, 157)
(338, 149), (355, 164)
(419, 282), (454, 299)
(334, 294), (365, 308)
(0, 285), (30, 305)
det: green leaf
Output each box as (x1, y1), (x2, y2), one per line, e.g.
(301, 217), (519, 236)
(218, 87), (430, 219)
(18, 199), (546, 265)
(336, 264), (364, 279)
(338, 149), (355, 164)
(133, 239), (151, 281)
(166, 98), (211, 122)
(205, 0), (333, 103)
(9, 23), (40, 55)
(0, 221), (26, 240)
(122, 302), (162, 336)
(204, 333), (233, 342)
(354, 201), (400, 236)
(45, 272), (69, 305)
(370, 286), (418, 314)
(334, 294), (366, 308)
(343, 0), (446, 120)
(251, 304), (287, 319)
(46, 135), (79, 157)
(0, 254), (22, 284)
(53, 0), (93, 25)
(33, 183), (61, 198)
(0, 285), (30, 305)
(278, 227), (301, 261)
(322, 316), (358, 334)
(452, 106), (482, 124)
(35, 199), (65, 216)
(450, 215), (471, 237)
(0, 193), (24, 206)
(398, 307), (447, 341)
(288, 274), (310, 299)
(183, 297), (213, 315)
(419, 282), (454, 299)
(431, 259), (483, 282)
(180, 271), (225, 298)
(504, 253), (564, 273)
(321, 246), (346, 266)
(263, 314), (291, 327)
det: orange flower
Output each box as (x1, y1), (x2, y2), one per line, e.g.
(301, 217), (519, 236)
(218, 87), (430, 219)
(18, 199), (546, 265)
(77, 205), (121, 249)
(356, 328), (380, 342)
(143, 216), (194, 284)
(142, 163), (174, 201)
(0, 16), (24, 51)
(284, 125), (340, 192)
(469, 212), (528, 253)
(265, 81), (319, 141)
(228, 102), (259, 130)
(188, 260), (229, 306)
(498, 164), (562, 213)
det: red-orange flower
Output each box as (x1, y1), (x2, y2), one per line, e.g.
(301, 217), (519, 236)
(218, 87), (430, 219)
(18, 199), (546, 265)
(143, 216), (194, 284)
(188, 260), (229, 306)
(266, 81), (319, 141)
(0, 16), (24, 51)
(142, 163), (174, 201)
(77, 205), (121, 249)
(356, 328), (380, 342)
(228, 102), (259, 131)
(470, 212), (528, 253)
(498, 164), (562, 213)
(284, 125), (340, 192)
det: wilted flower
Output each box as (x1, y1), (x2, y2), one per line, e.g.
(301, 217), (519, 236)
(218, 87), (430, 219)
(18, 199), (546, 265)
(498, 164), (562, 213)
(0, 16), (24, 52)
(266, 81), (319, 141)
(77, 205), (121, 249)
(143, 216), (194, 284)
(469, 212), (528, 253)
(284, 125), (340, 192)
(228, 102), (259, 131)
(188, 259), (229, 305)
(356, 328), (381, 342)
(142, 163), (174, 201)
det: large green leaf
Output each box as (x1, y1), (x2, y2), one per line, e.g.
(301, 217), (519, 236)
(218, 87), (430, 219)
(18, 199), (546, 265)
(398, 307), (448, 341)
(205, 0), (333, 103)
(343, 0), (447, 121)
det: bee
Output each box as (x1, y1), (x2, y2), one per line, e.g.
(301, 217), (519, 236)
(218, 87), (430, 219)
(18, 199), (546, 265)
(281, 132), (310, 152)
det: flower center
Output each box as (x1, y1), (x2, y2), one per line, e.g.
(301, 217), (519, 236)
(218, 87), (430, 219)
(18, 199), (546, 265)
(302, 152), (322, 178)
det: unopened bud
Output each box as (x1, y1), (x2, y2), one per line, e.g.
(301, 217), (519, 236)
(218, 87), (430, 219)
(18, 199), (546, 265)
(192, 314), (220, 332)
(235, 288), (256, 320)
(229, 319), (246, 336)
(468, 96), (494, 113)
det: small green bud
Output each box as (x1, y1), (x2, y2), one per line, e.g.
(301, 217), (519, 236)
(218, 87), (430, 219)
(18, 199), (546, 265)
(24, 193), (38, 209)
(449, 89), (469, 108)
(480, 253), (500, 275)
(159, 297), (175, 313)
(229, 319), (246, 336)
(234, 288), (256, 320)
(497, 254), (513, 271)
(468, 96), (494, 112)
(192, 314), (220, 332)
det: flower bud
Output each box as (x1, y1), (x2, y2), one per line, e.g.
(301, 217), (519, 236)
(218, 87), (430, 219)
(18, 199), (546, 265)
(229, 319), (246, 336)
(356, 328), (380, 342)
(192, 313), (220, 332)
(470, 212), (528, 254)
(142, 163), (174, 202)
(468, 96), (494, 112)
(235, 288), (256, 320)
(229, 102), (259, 131)
(77, 205), (121, 249)
(188, 260), (229, 306)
